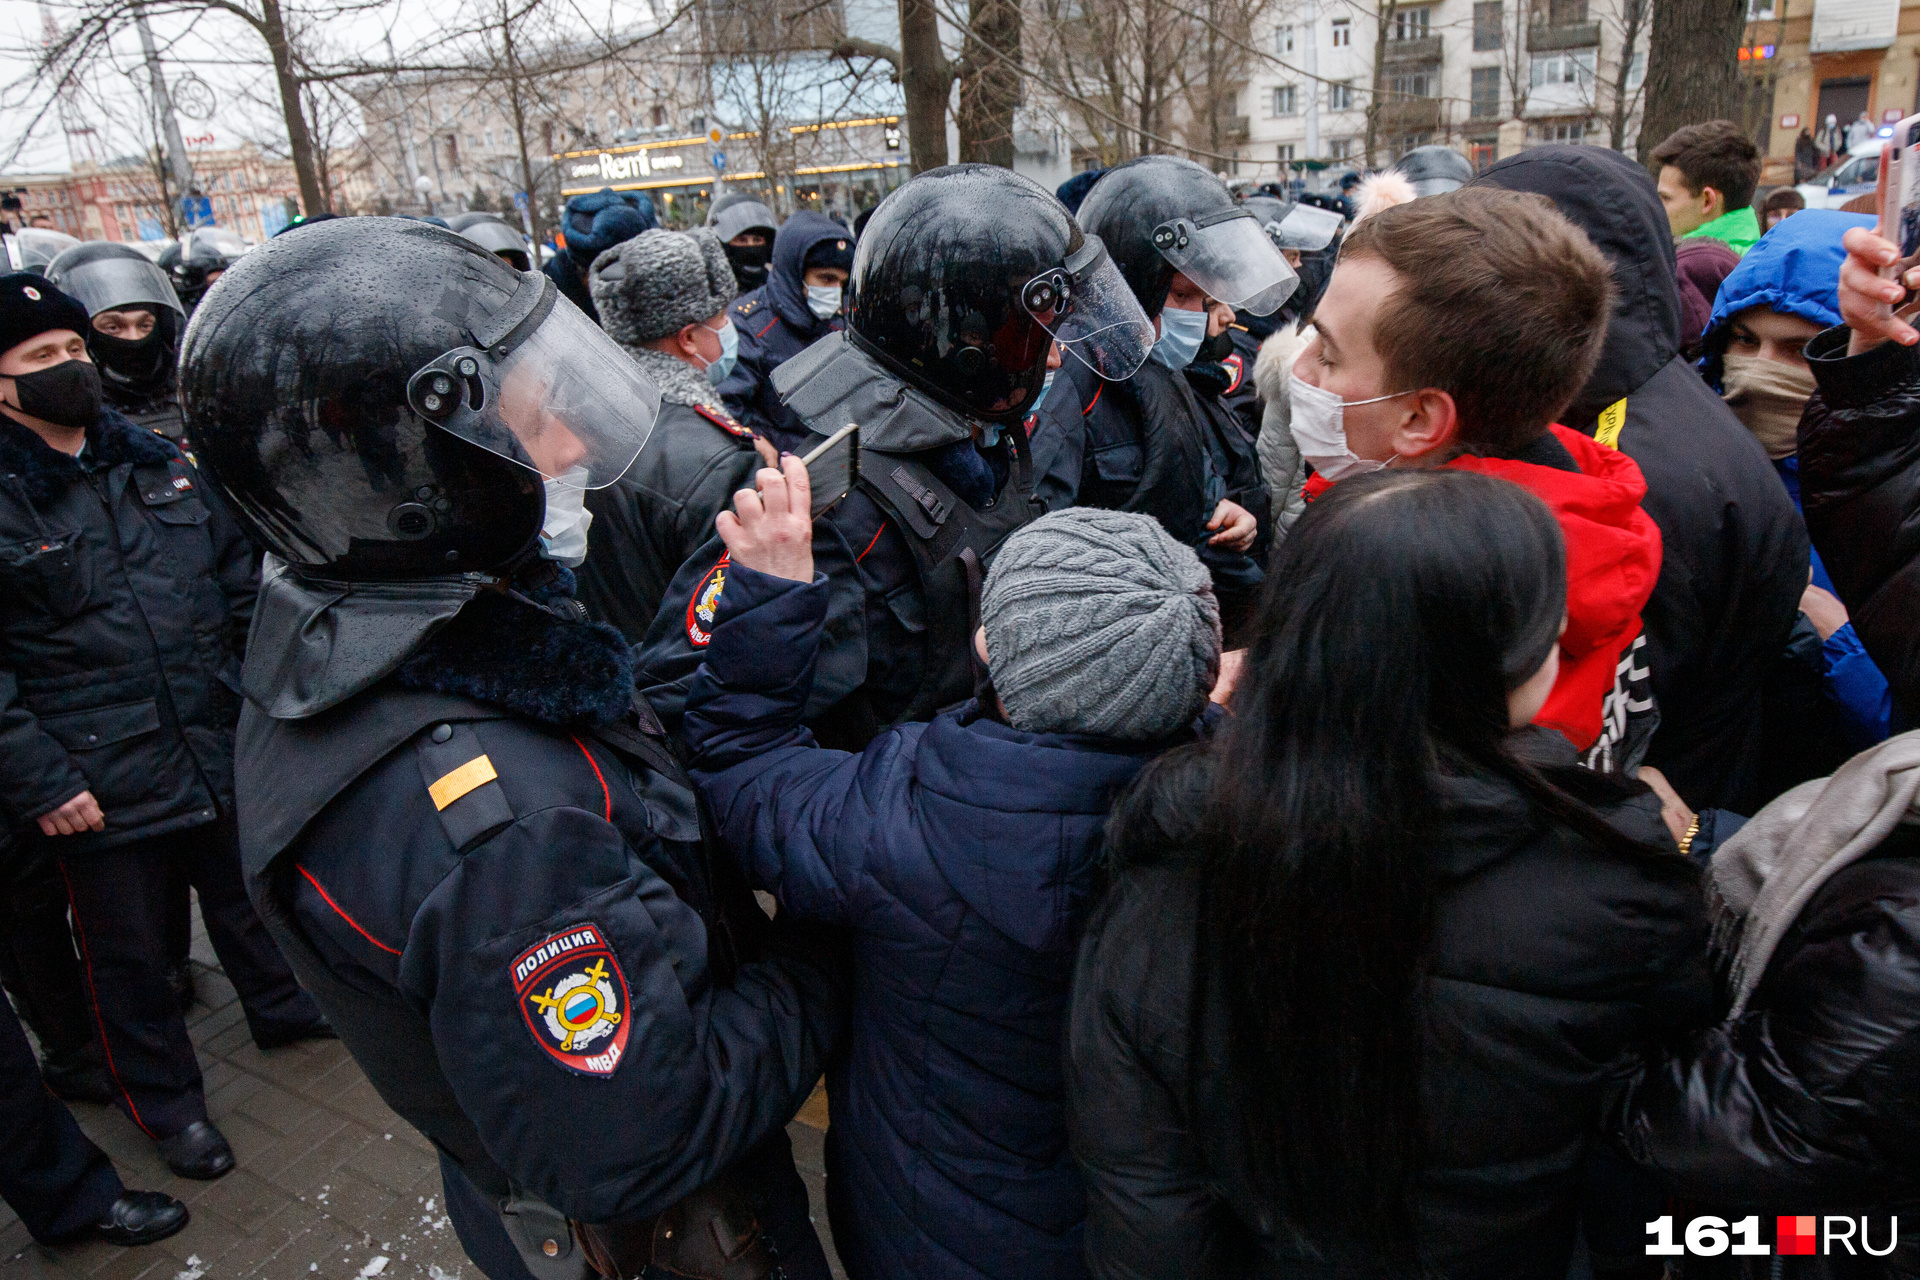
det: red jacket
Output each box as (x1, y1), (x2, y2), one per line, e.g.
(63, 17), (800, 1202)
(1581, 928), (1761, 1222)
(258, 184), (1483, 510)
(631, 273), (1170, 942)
(1304, 426), (1662, 751)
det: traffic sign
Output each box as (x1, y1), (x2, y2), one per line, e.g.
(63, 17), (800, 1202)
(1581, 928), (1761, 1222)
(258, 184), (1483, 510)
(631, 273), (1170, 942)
(711, 151), (727, 171)
(179, 194), (214, 228)
(707, 126), (724, 146)
(513, 190), (529, 213)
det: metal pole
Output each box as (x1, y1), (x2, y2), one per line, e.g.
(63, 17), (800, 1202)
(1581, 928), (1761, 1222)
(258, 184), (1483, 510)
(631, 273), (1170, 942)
(1304, 0), (1321, 186)
(133, 5), (193, 197)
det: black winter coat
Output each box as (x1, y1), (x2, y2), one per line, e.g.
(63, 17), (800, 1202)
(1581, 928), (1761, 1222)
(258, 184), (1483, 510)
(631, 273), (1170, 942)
(578, 381), (763, 643)
(1065, 741), (1714, 1279)
(1801, 327), (1920, 719)
(1612, 823), (1920, 1279)
(0, 409), (255, 849)
(1473, 146), (1809, 814)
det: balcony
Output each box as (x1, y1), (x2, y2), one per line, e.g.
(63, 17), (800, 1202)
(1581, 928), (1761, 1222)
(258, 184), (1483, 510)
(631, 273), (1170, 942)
(1528, 21), (1600, 50)
(1374, 97), (1444, 133)
(1221, 114), (1252, 144)
(1384, 34), (1444, 62)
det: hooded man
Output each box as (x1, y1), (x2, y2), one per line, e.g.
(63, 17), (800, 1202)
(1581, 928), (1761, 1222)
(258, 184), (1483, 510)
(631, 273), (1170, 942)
(540, 187), (654, 326)
(706, 192), (779, 293)
(1472, 144), (1809, 814)
(577, 227), (774, 641)
(716, 211), (853, 450)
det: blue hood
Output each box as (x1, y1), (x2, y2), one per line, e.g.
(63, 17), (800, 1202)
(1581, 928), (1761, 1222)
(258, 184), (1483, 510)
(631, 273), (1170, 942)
(767, 211), (853, 332)
(1701, 209), (1873, 386)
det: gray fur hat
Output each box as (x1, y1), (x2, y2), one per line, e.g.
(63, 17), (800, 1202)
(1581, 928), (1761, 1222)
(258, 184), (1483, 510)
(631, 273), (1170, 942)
(589, 227), (737, 347)
(981, 508), (1221, 742)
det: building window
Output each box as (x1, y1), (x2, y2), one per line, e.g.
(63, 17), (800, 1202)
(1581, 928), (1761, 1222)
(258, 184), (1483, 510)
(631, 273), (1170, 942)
(1389, 67), (1437, 98)
(1533, 117), (1588, 143)
(1279, 143), (1297, 162)
(606, 110), (618, 134)
(1547, 0), (1587, 22)
(1471, 66), (1502, 118)
(1272, 84), (1299, 116)
(1329, 80), (1355, 110)
(1392, 6), (1430, 41)
(1468, 137), (1497, 170)
(652, 104), (668, 127)
(1277, 24), (1295, 54)
(485, 128), (495, 148)
(446, 135), (460, 169)
(1329, 138), (1354, 160)
(1530, 48), (1596, 88)
(1331, 17), (1351, 46)
(1747, 0), (1776, 16)
(1473, 1), (1503, 49)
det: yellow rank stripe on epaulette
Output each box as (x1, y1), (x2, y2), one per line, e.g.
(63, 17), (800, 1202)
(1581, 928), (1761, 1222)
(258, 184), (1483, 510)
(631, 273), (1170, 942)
(429, 755), (498, 811)
(1594, 398), (1627, 450)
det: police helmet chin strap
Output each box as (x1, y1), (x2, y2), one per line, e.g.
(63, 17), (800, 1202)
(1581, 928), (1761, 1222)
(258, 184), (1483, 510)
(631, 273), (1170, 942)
(480, 551), (592, 625)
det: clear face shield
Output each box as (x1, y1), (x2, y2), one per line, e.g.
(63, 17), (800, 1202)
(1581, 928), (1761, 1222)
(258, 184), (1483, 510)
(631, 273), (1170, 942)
(1266, 202), (1345, 253)
(405, 274), (661, 491)
(52, 255), (185, 318)
(1019, 235), (1157, 380)
(1150, 207), (1300, 315)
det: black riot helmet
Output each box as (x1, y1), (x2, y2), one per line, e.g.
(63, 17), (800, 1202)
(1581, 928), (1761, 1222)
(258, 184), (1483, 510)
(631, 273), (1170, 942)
(448, 212), (532, 271)
(847, 164), (1154, 423)
(47, 241), (187, 400)
(160, 228), (244, 310)
(180, 217), (662, 584)
(1394, 144), (1476, 197)
(1076, 155), (1298, 320)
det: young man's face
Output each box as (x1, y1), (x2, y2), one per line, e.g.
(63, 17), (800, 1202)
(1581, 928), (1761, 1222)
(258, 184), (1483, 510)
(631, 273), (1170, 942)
(1726, 305), (1823, 367)
(1291, 255), (1409, 463)
(1656, 165), (1720, 237)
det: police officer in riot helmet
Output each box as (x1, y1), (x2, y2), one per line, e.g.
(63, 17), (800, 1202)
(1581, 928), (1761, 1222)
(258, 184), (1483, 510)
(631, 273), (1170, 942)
(705, 192), (779, 292)
(448, 212), (533, 272)
(47, 242), (189, 442)
(158, 232), (236, 314)
(1031, 154), (1295, 643)
(179, 217), (846, 1280)
(637, 164), (1156, 750)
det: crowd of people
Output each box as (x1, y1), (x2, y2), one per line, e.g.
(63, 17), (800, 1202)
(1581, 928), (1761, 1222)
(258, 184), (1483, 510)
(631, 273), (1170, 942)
(0, 114), (1915, 1280)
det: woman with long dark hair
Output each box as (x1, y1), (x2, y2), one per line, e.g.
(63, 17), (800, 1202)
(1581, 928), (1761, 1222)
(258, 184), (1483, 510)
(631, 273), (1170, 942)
(1065, 469), (1714, 1278)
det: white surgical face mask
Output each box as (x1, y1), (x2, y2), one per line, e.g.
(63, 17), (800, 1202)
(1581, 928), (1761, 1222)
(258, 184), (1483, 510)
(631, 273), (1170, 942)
(699, 318), (739, 386)
(540, 466), (593, 568)
(1287, 373), (1415, 483)
(805, 283), (842, 320)
(1151, 305), (1210, 370)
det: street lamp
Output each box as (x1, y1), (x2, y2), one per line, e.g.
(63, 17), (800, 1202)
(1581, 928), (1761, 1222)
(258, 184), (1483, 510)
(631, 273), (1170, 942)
(414, 173), (435, 216)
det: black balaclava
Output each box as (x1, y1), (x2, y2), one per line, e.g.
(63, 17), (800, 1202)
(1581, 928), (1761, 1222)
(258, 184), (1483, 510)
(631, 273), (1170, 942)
(88, 307), (177, 402)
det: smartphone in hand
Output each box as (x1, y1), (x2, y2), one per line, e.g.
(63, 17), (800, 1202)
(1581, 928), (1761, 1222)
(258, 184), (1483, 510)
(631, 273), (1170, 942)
(1880, 116), (1920, 263)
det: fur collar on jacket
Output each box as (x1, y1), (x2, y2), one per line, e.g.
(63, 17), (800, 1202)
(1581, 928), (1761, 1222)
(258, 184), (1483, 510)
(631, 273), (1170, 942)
(393, 568), (637, 728)
(619, 344), (724, 412)
(1251, 324), (1309, 406)
(0, 407), (177, 508)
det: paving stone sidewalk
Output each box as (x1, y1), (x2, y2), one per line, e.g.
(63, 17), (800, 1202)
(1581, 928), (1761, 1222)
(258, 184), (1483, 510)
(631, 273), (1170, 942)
(2, 918), (842, 1280)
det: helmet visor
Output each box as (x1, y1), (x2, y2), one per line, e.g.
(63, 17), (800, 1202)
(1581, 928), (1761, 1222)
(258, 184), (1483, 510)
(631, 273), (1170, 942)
(1020, 235), (1156, 381)
(14, 228), (81, 272)
(1267, 203), (1345, 252)
(408, 288), (661, 490)
(54, 255), (185, 317)
(1150, 207), (1299, 315)
(459, 221), (530, 258)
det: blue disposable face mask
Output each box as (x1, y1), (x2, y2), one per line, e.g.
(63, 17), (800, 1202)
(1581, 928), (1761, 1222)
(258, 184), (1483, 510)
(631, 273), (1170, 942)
(701, 318), (739, 386)
(1151, 305), (1209, 370)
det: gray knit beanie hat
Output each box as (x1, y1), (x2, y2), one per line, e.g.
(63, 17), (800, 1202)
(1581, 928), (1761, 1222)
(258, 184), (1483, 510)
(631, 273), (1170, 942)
(982, 508), (1221, 741)
(589, 227), (737, 347)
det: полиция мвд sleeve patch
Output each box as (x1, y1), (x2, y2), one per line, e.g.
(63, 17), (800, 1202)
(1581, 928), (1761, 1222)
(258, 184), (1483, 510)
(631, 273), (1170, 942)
(511, 923), (631, 1077)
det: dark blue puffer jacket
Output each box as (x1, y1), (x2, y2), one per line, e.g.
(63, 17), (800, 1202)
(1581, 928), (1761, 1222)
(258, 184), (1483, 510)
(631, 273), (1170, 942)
(717, 212), (850, 449)
(686, 563), (1188, 1280)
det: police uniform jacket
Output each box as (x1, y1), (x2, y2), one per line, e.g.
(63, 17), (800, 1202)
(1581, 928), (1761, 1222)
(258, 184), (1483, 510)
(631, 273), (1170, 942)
(0, 407), (254, 850)
(716, 214), (850, 452)
(639, 332), (1039, 752)
(236, 575), (846, 1226)
(578, 352), (764, 643)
